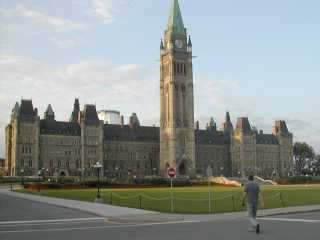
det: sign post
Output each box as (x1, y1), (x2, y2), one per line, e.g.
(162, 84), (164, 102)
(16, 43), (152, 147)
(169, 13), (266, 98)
(167, 167), (176, 213)
(206, 166), (213, 213)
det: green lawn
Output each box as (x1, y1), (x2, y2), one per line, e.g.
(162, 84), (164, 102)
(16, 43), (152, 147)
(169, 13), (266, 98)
(17, 185), (320, 214)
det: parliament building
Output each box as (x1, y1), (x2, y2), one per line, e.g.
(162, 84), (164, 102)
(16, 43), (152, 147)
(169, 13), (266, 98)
(5, 0), (293, 179)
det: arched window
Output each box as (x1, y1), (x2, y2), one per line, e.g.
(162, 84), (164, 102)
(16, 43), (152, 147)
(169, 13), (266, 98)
(179, 162), (186, 175)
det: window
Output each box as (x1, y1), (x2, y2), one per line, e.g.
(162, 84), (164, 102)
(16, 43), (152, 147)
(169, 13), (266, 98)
(76, 160), (80, 169)
(29, 159), (32, 167)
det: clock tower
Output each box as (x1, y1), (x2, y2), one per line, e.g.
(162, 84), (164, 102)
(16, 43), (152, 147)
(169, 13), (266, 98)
(160, 0), (195, 176)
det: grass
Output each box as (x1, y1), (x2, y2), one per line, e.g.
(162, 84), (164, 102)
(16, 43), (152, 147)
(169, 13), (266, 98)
(17, 185), (320, 214)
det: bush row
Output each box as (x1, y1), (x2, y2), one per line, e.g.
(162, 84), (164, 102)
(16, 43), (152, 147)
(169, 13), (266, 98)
(276, 176), (320, 184)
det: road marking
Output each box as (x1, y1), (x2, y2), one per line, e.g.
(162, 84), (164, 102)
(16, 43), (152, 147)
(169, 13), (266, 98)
(0, 220), (198, 234)
(258, 217), (320, 223)
(0, 217), (105, 225)
(0, 219), (105, 228)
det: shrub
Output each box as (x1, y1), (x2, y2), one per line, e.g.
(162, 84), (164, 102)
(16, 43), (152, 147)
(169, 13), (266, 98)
(276, 176), (320, 184)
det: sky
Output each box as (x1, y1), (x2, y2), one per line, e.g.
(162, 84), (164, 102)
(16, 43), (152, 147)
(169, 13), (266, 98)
(0, 0), (319, 157)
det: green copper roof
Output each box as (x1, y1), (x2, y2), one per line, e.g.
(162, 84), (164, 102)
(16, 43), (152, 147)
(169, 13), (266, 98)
(167, 0), (185, 35)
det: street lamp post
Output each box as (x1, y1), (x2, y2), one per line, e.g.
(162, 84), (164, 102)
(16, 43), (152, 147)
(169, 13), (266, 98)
(115, 166), (119, 182)
(37, 170), (42, 193)
(272, 170), (276, 181)
(105, 169), (109, 182)
(94, 162), (102, 203)
(82, 168), (86, 186)
(20, 169), (24, 186)
(78, 168), (82, 183)
(41, 168), (46, 182)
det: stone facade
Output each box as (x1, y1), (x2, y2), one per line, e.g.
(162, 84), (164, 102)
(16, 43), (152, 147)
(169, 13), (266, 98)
(4, 0), (293, 179)
(0, 158), (4, 175)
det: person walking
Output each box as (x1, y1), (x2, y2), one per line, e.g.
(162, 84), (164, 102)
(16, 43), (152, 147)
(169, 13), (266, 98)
(242, 175), (264, 234)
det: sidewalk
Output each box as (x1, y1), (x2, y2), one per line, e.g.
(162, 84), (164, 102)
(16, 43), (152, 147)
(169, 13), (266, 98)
(1, 188), (320, 224)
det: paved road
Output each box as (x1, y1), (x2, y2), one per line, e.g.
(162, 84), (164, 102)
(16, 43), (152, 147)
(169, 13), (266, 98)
(0, 192), (98, 221)
(1, 192), (319, 240)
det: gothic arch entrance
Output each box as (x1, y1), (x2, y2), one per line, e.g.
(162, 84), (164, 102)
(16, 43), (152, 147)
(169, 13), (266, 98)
(59, 170), (69, 177)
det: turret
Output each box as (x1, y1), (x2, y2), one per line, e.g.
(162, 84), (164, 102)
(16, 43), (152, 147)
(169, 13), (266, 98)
(8, 99), (40, 176)
(187, 35), (192, 52)
(272, 120), (293, 177)
(206, 117), (217, 132)
(232, 117), (255, 177)
(11, 102), (19, 120)
(273, 120), (290, 136)
(235, 117), (252, 134)
(129, 113), (140, 128)
(44, 104), (55, 121)
(70, 98), (80, 123)
(18, 99), (39, 122)
(222, 111), (234, 133)
(160, 39), (165, 55)
(83, 104), (100, 126)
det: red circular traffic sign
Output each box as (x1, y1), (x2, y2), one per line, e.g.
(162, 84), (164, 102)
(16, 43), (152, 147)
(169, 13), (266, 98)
(167, 167), (176, 178)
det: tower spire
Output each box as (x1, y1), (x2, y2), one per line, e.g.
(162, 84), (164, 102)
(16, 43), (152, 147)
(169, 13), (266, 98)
(167, 0), (185, 35)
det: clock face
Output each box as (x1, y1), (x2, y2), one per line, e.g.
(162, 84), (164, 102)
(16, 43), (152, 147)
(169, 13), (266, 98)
(175, 39), (183, 49)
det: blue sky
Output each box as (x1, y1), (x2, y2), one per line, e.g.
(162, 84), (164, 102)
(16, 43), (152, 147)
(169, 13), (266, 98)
(0, 0), (319, 157)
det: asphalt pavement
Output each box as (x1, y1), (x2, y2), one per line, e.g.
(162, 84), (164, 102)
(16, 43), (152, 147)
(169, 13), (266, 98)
(0, 193), (98, 221)
(0, 210), (319, 240)
(1, 189), (320, 240)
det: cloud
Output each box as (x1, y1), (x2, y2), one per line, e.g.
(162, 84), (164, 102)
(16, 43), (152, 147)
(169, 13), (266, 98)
(285, 118), (311, 132)
(49, 37), (81, 49)
(89, 0), (115, 24)
(195, 79), (240, 106)
(0, 6), (88, 32)
(0, 55), (159, 157)
(87, 0), (131, 24)
(193, 78), (241, 130)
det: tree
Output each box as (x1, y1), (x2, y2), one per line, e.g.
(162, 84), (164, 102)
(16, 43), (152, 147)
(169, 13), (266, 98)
(293, 142), (315, 175)
(311, 155), (320, 176)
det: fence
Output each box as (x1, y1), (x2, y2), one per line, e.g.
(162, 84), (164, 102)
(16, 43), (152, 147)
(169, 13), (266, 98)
(99, 191), (286, 214)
